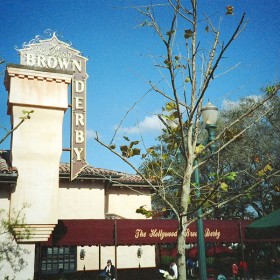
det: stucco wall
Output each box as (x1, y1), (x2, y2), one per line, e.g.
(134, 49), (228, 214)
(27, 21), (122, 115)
(10, 106), (64, 225)
(58, 181), (105, 219)
(0, 189), (10, 212)
(57, 182), (156, 271)
(6, 66), (71, 227)
(77, 245), (156, 271)
(106, 187), (152, 219)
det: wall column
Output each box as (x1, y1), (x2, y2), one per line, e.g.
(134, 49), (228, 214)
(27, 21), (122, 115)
(5, 65), (72, 241)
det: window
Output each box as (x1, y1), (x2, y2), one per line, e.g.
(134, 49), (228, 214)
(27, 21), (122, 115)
(41, 246), (76, 274)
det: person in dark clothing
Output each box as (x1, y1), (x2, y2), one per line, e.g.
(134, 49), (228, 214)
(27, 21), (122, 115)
(271, 258), (280, 278)
(104, 259), (115, 280)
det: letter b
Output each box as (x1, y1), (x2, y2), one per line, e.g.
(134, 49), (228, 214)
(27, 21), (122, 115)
(75, 130), (84, 144)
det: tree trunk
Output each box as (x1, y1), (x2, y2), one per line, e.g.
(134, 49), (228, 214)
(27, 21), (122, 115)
(177, 166), (193, 280)
(177, 215), (188, 280)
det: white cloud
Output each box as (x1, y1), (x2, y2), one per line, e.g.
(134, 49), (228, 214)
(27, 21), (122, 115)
(117, 114), (163, 135)
(86, 129), (96, 140)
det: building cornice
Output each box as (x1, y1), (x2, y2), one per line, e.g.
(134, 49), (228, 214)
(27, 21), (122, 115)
(5, 64), (72, 92)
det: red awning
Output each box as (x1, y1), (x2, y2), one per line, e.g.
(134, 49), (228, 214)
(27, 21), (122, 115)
(187, 220), (251, 243)
(43, 219), (251, 247)
(186, 245), (235, 258)
(206, 246), (235, 256)
(44, 219), (115, 246)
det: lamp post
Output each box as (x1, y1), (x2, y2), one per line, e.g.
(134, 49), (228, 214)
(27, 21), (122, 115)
(195, 102), (218, 280)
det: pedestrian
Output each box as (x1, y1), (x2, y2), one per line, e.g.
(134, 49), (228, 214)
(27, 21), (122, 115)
(104, 259), (115, 280)
(217, 273), (227, 280)
(187, 259), (195, 277)
(270, 258), (280, 278)
(159, 260), (178, 279)
(232, 262), (239, 280)
(168, 261), (178, 279)
(239, 260), (249, 280)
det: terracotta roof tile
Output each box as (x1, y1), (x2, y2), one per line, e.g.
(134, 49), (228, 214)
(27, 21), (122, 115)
(59, 162), (125, 177)
(59, 162), (148, 185)
(0, 151), (18, 174)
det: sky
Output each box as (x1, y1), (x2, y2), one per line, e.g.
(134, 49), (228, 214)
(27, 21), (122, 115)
(0, 0), (279, 174)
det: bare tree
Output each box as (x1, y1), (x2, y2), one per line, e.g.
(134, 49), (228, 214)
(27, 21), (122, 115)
(95, 1), (279, 279)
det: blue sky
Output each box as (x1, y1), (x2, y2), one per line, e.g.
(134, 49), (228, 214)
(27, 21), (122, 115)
(0, 0), (279, 173)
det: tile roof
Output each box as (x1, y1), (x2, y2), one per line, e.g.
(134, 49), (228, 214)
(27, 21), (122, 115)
(0, 150), (18, 174)
(59, 162), (149, 185)
(59, 162), (125, 177)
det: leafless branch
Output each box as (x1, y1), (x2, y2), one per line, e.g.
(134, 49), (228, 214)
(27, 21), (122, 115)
(109, 88), (152, 144)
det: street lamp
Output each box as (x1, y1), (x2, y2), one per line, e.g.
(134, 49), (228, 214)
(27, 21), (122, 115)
(201, 102), (218, 153)
(194, 102), (218, 280)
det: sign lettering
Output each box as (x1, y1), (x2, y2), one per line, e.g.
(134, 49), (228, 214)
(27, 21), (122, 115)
(134, 229), (177, 240)
(186, 228), (221, 240)
(134, 227), (221, 241)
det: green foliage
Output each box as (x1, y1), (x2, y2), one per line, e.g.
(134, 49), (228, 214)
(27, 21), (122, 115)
(0, 205), (31, 273)
(161, 255), (175, 267)
(0, 110), (34, 145)
(164, 101), (176, 112)
(257, 162), (273, 177)
(136, 205), (168, 218)
(166, 30), (175, 36)
(0, 108), (33, 273)
(195, 144), (206, 156)
(265, 83), (280, 95)
(220, 182), (228, 191)
(224, 172), (237, 181)
(117, 136), (141, 158)
(226, 6), (234, 15)
(120, 139), (141, 158)
(19, 110), (34, 120)
(184, 29), (193, 39)
(109, 144), (116, 149)
(209, 90), (280, 217)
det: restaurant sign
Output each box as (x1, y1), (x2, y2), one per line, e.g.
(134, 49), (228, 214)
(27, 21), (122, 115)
(134, 227), (220, 241)
(18, 31), (88, 180)
(116, 219), (248, 245)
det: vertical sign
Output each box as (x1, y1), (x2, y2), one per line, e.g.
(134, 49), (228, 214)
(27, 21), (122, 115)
(18, 32), (88, 180)
(71, 57), (88, 180)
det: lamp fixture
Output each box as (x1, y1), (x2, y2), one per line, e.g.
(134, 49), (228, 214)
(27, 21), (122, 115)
(201, 102), (218, 126)
(80, 248), (86, 260)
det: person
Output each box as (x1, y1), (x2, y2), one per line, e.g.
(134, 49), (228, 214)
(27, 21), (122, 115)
(104, 259), (115, 280)
(216, 274), (227, 280)
(58, 268), (65, 280)
(187, 259), (195, 277)
(159, 261), (178, 279)
(170, 261), (178, 279)
(271, 258), (280, 278)
(239, 260), (249, 280)
(232, 262), (239, 280)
